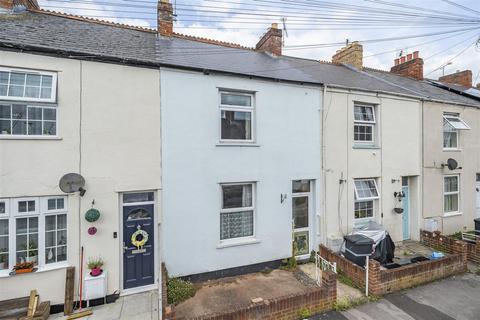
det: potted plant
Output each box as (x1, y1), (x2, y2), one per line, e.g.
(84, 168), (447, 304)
(0, 254), (7, 270)
(87, 257), (104, 277)
(13, 261), (35, 274)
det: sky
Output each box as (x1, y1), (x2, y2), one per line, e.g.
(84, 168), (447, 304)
(38, 0), (480, 84)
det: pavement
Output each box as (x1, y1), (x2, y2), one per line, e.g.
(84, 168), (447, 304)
(311, 272), (480, 320)
(49, 290), (159, 320)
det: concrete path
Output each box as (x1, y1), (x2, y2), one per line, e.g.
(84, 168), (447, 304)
(312, 273), (480, 320)
(49, 290), (159, 320)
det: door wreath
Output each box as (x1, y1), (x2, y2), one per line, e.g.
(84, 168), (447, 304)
(131, 225), (149, 249)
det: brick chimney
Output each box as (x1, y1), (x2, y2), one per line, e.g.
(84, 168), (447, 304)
(0, 0), (39, 10)
(157, 0), (173, 37)
(391, 51), (423, 81)
(0, 0), (40, 10)
(332, 41), (363, 70)
(256, 23), (282, 56)
(477, 83), (480, 89)
(439, 70), (472, 88)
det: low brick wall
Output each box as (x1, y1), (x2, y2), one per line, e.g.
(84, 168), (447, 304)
(319, 245), (366, 289)
(368, 253), (467, 295)
(176, 271), (337, 320)
(420, 229), (480, 264)
(320, 234), (468, 296)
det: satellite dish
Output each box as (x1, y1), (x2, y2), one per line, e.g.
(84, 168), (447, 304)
(59, 173), (86, 196)
(447, 158), (458, 171)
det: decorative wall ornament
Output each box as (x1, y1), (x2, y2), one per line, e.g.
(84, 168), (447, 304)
(88, 226), (97, 235)
(85, 208), (100, 222)
(131, 225), (149, 253)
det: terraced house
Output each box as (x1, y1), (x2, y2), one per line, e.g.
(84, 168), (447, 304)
(0, 0), (479, 317)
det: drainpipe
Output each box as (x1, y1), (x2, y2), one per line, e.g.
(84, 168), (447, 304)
(321, 85), (327, 245)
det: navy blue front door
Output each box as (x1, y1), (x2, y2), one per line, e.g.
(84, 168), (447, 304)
(123, 204), (155, 289)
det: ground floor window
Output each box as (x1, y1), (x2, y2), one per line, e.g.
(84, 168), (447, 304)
(0, 196), (67, 273)
(220, 183), (254, 241)
(444, 175), (460, 214)
(354, 179), (379, 221)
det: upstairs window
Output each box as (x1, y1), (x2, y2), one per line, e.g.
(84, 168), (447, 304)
(0, 68), (57, 138)
(354, 104), (376, 144)
(354, 179), (379, 221)
(0, 69), (56, 103)
(219, 91), (254, 142)
(443, 113), (470, 149)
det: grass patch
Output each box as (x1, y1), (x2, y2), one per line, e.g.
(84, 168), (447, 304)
(334, 295), (382, 312)
(337, 271), (360, 289)
(167, 277), (196, 305)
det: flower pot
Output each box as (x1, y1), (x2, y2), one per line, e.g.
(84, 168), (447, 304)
(15, 268), (33, 274)
(394, 208), (404, 214)
(90, 267), (103, 277)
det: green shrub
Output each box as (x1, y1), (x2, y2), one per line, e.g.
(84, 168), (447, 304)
(167, 278), (196, 305)
(280, 257), (297, 271)
(297, 307), (312, 319)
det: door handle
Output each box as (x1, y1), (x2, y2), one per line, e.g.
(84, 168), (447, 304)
(123, 242), (129, 253)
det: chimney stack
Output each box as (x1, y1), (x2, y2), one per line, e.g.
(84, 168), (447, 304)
(332, 41), (363, 70)
(157, 0), (173, 37)
(0, 0), (39, 10)
(256, 23), (282, 56)
(477, 83), (480, 89)
(390, 50), (423, 81)
(439, 70), (472, 88)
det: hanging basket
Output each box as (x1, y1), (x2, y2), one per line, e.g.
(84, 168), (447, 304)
(394, 207), (404, 214)
(85, 208), (101, 222)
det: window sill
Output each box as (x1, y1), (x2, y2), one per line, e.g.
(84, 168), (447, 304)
(216, 143), (260, 147)
(0, 135), (62, 140)
(442, 148), (462, 152)
(443, 212), (463, 218)
(353, 145), (380, 150)
(0, 262), (70, 278)
(217, 238), (261, 249)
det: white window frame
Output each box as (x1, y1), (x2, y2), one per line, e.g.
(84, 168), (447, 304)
(443, 174), (461, 216)
(0, 196), (68, 276)
(353, 104), (376, 145)
(0, 198), (9, 217)
(443, 113), (470, 150)
(0, 67), (57, 103)
(354, 178), (379, 223)
(0, 103), (58, 138)
(219, 182), (256, 243)
(219, 91), (255, 144)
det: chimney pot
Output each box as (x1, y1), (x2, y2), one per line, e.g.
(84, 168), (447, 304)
(331, 41), (363, 69)
(400, 56), (406, 64)
(256, 24), (283, 56)
(413, 51), (419, 59)
(394, 58), (399, 66)
(407, 53), (412, 61)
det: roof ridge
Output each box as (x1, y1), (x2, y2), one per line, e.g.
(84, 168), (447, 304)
(363, 66), (390, 73)
(32, 9), (156, 33)
(172, 32), (254, 50)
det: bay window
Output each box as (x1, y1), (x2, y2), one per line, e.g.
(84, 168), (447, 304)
(354, 179), (379, 222)
(354, 104), (376, 144)
(219, 91), (254, 142)
(220, 183), (255, 241)
(444, 175), (460, 214)
(0, 68), (57, 137)
(0, 196), (68, 273)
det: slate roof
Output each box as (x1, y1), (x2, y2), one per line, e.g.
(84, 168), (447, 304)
(0, 9), (479, 107)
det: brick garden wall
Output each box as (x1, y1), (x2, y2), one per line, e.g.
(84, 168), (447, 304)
(420, 229), (480, 264)
(319, 245), (366, 289)
(320, 232), (468, 296)
(179, 271), (336, 320)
